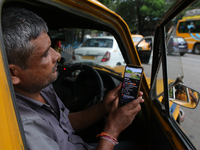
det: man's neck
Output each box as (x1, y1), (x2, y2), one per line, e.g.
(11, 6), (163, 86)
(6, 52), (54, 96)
(14, 87), (46, 104)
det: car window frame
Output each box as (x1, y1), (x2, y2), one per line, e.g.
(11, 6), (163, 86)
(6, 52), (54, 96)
(149, 0), (197, 116)
(0, 2), (28, 149)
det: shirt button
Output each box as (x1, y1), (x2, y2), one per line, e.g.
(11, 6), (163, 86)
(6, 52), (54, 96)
(70, 138), (73, 141)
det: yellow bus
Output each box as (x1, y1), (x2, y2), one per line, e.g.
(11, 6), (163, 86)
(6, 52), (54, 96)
(176, 9), (200, 54)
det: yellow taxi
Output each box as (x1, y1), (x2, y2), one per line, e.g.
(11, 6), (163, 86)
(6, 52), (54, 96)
(131, 34), (144, 45)
(0, 0), (199, 150)
(135, 36), (153, 64)
(132, 34), (151, 51)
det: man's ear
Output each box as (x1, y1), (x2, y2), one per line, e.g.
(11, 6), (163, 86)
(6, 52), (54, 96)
(9, 64), (21, 85)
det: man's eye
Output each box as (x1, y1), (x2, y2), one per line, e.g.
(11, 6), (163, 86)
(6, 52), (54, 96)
(43, 52), (49, 57)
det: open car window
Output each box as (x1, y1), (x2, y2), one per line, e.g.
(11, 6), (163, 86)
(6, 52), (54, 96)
(49, 28), (126, 70)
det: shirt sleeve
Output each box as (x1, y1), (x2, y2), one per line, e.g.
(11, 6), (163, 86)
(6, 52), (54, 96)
(21, 115), (60, 150)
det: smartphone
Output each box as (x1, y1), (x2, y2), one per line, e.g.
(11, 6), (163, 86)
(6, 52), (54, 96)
(119, 64), (143, 105)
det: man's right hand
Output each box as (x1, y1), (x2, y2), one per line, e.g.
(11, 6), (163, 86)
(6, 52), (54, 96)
(103, 92), (144, 139)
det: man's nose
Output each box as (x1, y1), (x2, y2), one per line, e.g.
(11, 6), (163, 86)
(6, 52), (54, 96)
(52, 47), (61, 62)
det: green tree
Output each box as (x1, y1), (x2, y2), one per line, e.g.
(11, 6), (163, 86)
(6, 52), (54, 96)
(115, 0), (139, 33)
(98, 0), (120, 11)
(99, 0), (185, 35)
(140, 0), (165, 34)
(115, 0), (165, 35)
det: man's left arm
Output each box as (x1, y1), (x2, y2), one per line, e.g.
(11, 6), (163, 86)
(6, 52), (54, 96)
(68, 83), (122, 132)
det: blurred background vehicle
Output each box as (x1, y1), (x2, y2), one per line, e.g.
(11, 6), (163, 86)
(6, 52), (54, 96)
(167, 36), (188, 56)
(72, 36), (125, 66)
(176, 9), (200, 54)
(131, 34), (143, 45)
(136, 36), (152, 51)
(136, 36), (153, 64)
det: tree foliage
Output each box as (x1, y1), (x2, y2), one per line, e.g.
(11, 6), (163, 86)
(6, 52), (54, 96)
(140, 0), (165, 18)
(99, 0), (165, 35)
(115, 0), (165, 35)
(98, 0), (120, 11)
(98, 0), (200, 36)
(115, 0), (139, 32)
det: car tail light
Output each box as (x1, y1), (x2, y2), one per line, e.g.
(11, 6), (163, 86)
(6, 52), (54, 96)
(101, 51), (110, 62)
(72, 51), (76, 60)
(173, 43), (178, 45)
(57, 41), (61, 48)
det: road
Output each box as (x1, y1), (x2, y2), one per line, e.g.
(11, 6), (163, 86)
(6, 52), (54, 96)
(142, 53), (200, 149)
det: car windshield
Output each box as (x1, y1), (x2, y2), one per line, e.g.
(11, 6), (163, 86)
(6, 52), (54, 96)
(132, 37), (142, 42)
(51, 29), (126, 74)
(81, 38), (113, 48)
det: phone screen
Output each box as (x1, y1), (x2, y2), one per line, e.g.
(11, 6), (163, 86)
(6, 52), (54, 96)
(119, 65), (143, 105)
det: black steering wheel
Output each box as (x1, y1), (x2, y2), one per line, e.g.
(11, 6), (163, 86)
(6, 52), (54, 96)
(53, 64), (104, 112)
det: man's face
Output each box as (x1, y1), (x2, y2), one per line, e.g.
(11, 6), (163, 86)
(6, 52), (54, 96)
(17, 32), (61, 93)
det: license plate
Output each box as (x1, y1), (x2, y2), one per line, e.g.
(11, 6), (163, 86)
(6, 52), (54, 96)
(81, 55), (95, 60)
(179, 45), (185, 48)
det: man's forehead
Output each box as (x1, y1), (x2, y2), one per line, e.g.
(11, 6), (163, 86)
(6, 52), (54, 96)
(30, 32), (51, 53)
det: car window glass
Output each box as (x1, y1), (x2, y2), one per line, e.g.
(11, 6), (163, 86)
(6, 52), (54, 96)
(132, 37), (142, 42)
(178, 20), (200, 33)
(154, 23), (184, 98)
(82, 39), (113, 48)
(172, 4), (200, 149)
(152, 4), (200, 148)
(166, 24), (184, 83)
(50, 28), (126, 73)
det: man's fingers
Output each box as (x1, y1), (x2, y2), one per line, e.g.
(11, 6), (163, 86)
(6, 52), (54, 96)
(110, 83), (122, 95)
(125, 96), (144, 110)
(111, 97), (119, 112)
(138, 91), (143, 97)
(114, 97), (119, 108)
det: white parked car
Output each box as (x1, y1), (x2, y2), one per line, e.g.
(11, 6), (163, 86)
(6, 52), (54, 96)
(72, 36), (125, 66)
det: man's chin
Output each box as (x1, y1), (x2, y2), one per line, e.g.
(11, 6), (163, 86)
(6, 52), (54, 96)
(51, 72), (59, 83)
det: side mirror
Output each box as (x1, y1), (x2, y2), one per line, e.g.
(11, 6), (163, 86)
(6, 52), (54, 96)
(169, 83), (199, 109)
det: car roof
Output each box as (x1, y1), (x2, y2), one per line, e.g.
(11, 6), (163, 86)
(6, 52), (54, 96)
(143, 36), (154, 38)
(131, 34), (143, 38)
(89, 36), (114, 39)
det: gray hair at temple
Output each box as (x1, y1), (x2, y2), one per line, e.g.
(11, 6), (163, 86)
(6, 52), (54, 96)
(2, 7), (48, 69)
